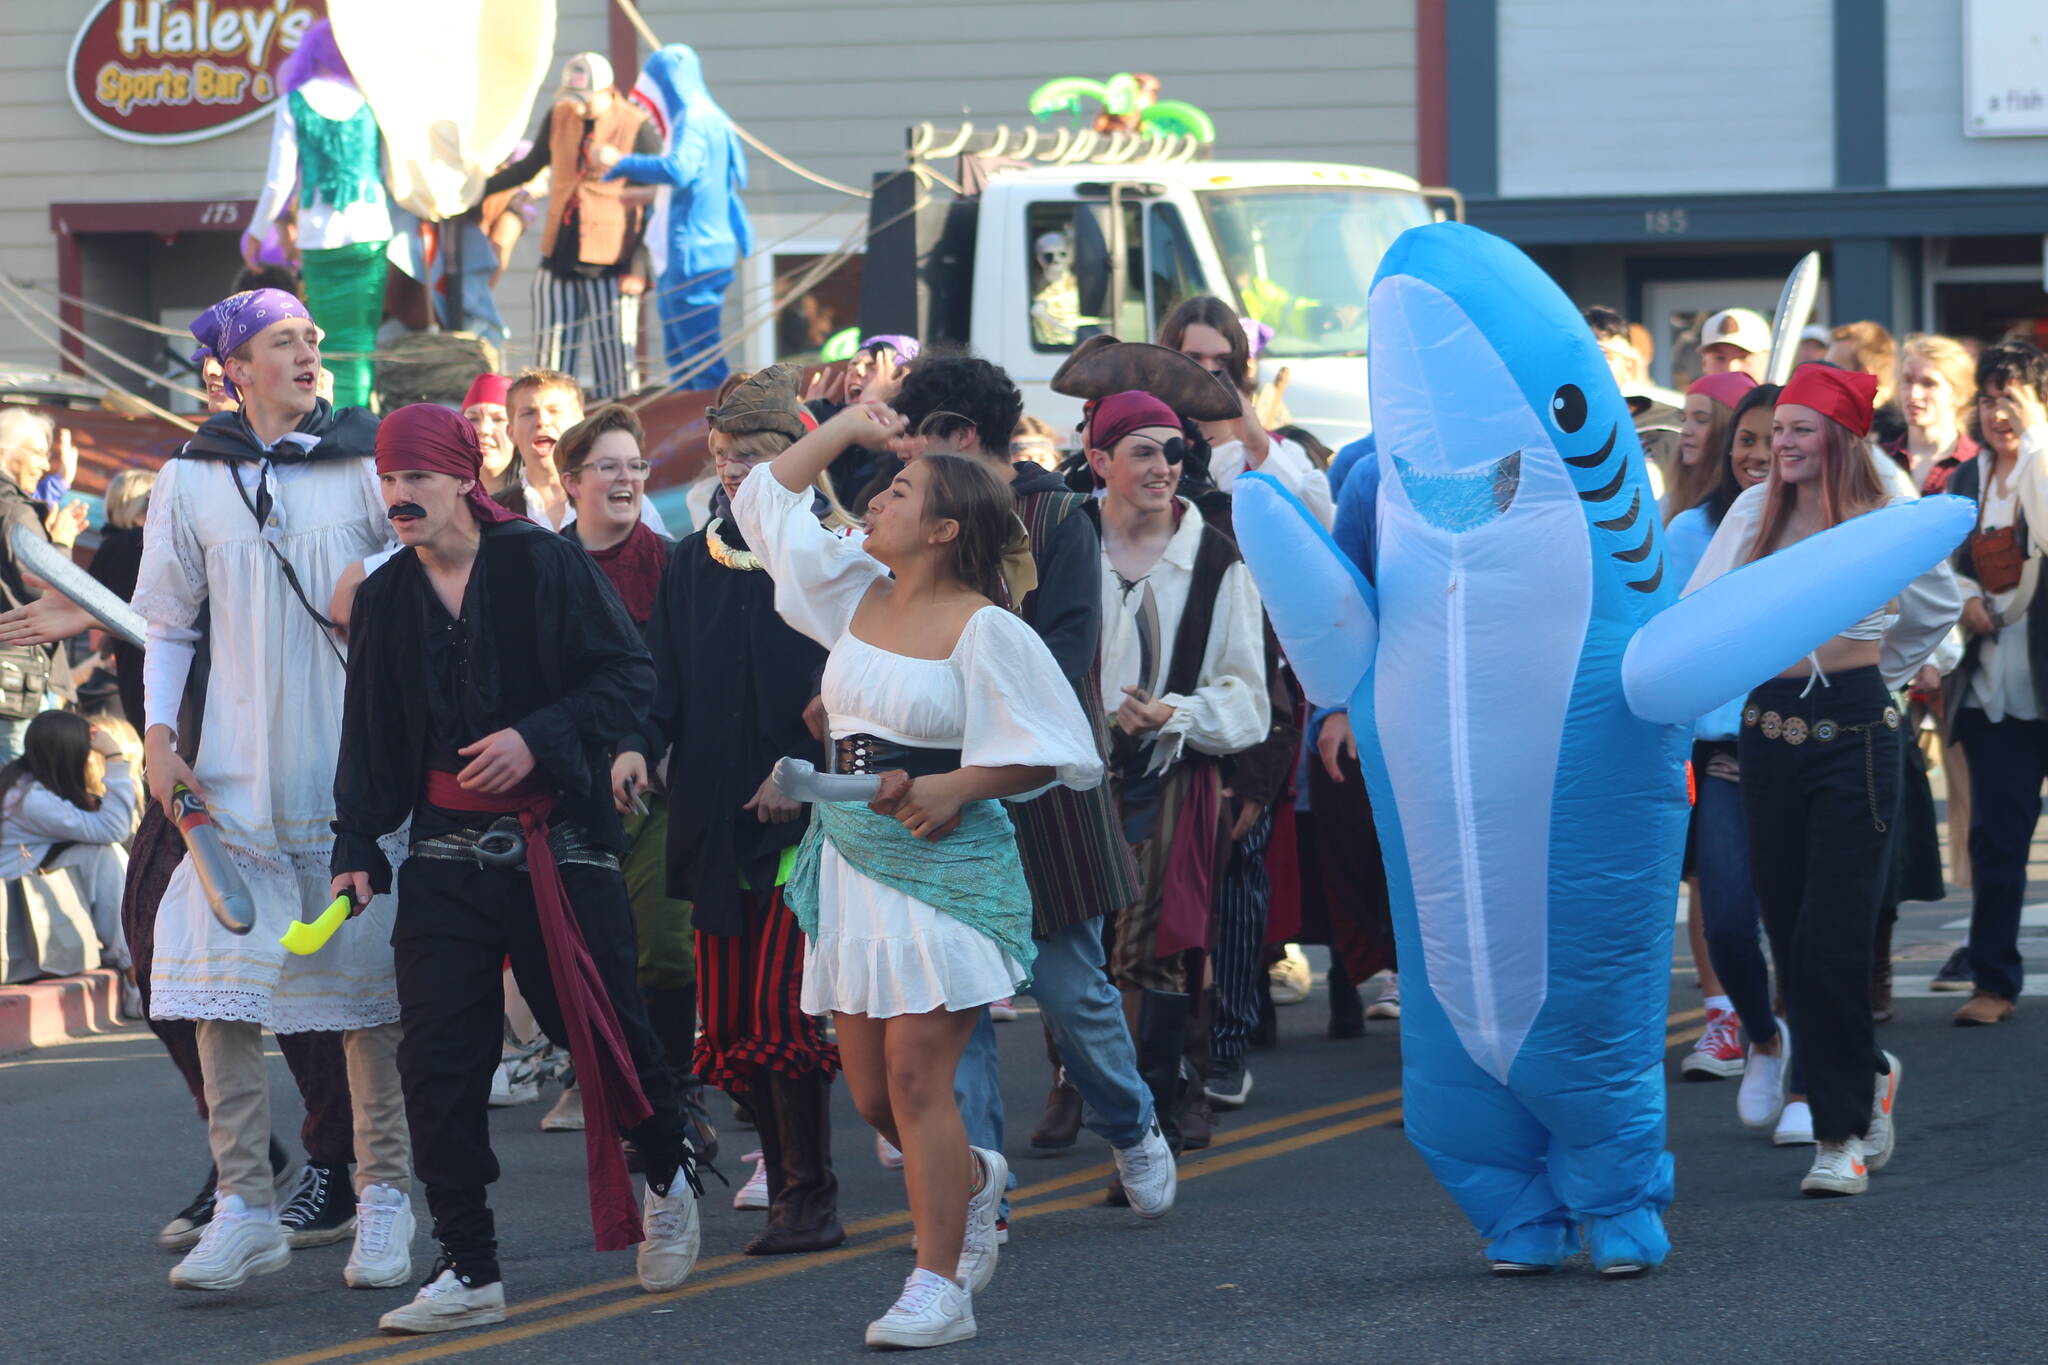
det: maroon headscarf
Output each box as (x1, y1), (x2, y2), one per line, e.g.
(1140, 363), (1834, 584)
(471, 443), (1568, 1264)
(375, 404), (524, 524)
(1084, 389), (1183, 452)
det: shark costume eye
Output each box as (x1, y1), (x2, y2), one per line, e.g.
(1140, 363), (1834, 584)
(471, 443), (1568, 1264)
(1550, 384), (1587, 434)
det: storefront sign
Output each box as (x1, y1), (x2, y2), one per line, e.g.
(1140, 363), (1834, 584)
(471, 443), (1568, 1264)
(1965, 0), (2048, 138)
(67, 0), (328, 145)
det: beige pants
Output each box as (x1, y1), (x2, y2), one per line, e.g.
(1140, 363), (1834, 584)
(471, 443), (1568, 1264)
(196, 1019), (411, 1204)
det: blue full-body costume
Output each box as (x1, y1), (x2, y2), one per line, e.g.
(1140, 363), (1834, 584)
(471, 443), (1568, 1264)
(611, 44), (752, 388)
(1233, 223), (1972, 1274)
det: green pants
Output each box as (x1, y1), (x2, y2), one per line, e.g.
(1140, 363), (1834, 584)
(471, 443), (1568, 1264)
(300, 239), (388, 409)
(624, 792), (694, 991)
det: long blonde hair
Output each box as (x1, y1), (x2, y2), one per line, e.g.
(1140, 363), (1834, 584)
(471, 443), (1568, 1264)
(1665, 397), (1737, 524)
(1742, 414), (1884, 564)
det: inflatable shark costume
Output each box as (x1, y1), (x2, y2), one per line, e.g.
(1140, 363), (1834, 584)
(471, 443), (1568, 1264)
(611, 43), (752, 388)
(1233, 223), (1971, 1275)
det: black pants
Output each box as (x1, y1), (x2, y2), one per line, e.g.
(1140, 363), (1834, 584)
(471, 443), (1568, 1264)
(1738, 667), (1899, 1143)
(1953, 707), (2046, 1002)
(393, 855), (688, 1282)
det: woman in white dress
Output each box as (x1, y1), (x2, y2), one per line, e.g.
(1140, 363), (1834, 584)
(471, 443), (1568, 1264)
(731, 400), (1103, 1350)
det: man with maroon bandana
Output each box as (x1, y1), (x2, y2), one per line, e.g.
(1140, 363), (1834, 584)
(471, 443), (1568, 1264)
(330, 404), (702, 1335)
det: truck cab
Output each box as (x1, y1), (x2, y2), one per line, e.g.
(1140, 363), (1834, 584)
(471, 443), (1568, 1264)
(861, 145), (1442, 450)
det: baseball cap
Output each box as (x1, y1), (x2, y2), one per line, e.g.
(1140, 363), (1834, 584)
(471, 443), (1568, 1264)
(556, 52), (614, 107)
(1699, 307), (1770, 356)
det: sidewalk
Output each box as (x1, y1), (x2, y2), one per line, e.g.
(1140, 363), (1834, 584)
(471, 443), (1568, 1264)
(0, 969), (132, 1056)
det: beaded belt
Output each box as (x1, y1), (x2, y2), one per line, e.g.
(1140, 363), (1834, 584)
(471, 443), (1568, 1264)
(1740, 702), (1901, 831)
(1740, 703), (1900, 746)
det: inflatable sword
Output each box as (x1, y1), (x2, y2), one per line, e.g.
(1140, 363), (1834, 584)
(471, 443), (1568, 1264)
(171, 784), (256, 935)
(8, 523), (147, 648)
(771, 756), (882, 804)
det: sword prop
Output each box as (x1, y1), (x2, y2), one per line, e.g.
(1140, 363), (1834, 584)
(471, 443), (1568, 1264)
(170, 783), (256, 935)
(772, 756), (882, 804)
(1764, 251), (1822, 387)
(8, 523), (147, 648)
(279, 891), (359, 956)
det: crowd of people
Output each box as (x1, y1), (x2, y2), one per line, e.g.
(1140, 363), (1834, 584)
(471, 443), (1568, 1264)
(1, 189), (2044, 1346)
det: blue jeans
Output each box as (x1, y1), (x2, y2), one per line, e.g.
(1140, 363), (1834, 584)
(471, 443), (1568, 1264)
(1692, 744), (1778, 1047)
(954, 916), (1156, 1215)
(0, 714), (31, 766)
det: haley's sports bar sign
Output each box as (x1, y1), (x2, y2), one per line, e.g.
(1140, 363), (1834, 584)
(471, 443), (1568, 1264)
(68, 0), (329, 145)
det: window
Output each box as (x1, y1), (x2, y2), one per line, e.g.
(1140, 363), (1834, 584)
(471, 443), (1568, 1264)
(773, 252), (864, 363)
(1027, 201), (1144, 352)
(1146, 203), (1204, 330)
(1199, 187), (1433, 358)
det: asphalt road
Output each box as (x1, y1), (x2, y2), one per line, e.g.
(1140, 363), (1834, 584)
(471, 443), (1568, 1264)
(5, 815), (2042, 1364)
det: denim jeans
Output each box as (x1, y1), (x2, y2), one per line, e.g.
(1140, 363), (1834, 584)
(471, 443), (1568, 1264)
(0, 714), (28, 765)
(1953, 706), (2044, 1001)
(1691, 741), (1778, 1046)
(954, 916), (1156, 1214)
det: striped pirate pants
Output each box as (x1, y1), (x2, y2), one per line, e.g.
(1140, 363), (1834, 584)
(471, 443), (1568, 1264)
(693, 889), (840, 1093)
(1210, 806), (1274, 1066)
(530, 268), (632, 401)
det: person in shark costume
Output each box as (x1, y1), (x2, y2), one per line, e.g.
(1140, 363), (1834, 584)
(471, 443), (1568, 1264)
(1231, 223), (1972, 1277)
(607, 43), (753, 389)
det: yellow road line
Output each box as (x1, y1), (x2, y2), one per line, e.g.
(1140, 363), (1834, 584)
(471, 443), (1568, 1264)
(255, 1004), (1708, 1365)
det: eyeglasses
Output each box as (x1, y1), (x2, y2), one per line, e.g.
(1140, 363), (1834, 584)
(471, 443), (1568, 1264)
(577, 459), (652, 479)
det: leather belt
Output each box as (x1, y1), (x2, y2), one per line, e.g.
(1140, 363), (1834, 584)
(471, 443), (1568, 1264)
(832, 733), (962, 778)
(410, 814), (619, 872)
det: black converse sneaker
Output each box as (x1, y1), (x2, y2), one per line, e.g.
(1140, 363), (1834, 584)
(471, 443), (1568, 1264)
(279, 1162), (358, 1248)
(159, 1163), (220, 1251)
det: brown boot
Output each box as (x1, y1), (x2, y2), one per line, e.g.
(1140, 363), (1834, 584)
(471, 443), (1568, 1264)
(1953, 990), (2017, 1027)
(745, 1071), (845, 1255)
(1870, 915), (1895, 1025)
(1030, 1068), (1083, 1150)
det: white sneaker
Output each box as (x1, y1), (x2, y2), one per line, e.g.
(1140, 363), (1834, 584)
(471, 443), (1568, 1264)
(877, 1133), (905, 1169)
(989, 997), (1020, 1022)
(637, 1177), (701, 1292)
(1269, 945), (1312, 1005)
(733, 1150), (770, 1210)
(378, 1267), (507, 1334)
(1866, 1052), (1902, 1172)
(1365, 971), (1401, 1020)
(169, 1194), (290, 1291)
(955, 1146), (1007, 1294)
(1773, 1100), (1815, 1146)
(345, 1184), (415, 1289)
(540, 1086), (584, 1131)
(1737, 1018), (1792, 1128)
(488, 1063), (539, 1108)
(1800, 1137), (1869, 1197)
(864, 1268), (976, 1349)
(1112, 1121), (1177, 1218)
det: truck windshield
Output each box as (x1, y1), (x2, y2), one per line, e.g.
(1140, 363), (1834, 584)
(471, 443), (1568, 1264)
(1200, 187), (1434, 358)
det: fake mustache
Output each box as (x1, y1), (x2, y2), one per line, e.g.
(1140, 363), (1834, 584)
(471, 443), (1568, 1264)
(386, 501), (428, 521)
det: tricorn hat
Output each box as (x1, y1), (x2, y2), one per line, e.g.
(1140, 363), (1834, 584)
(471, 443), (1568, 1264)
(705, 363), (809, 440)
(1049, 335), (1243, 423)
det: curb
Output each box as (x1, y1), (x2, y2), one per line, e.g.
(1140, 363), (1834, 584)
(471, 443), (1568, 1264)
(0, 969), (129, 1056)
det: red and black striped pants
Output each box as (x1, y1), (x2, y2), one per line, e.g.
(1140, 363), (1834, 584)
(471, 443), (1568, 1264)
(693, 889), (838, 1092)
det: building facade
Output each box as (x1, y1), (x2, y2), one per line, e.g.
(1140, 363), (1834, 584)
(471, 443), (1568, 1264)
(5, 0), (1419, 408)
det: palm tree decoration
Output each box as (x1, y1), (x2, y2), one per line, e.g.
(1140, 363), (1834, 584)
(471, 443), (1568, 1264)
(1028, 73), (1216, 143)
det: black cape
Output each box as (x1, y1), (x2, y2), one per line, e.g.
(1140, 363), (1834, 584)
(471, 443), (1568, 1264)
(627, 511), (826, 935)
(178, 399), (379, 464)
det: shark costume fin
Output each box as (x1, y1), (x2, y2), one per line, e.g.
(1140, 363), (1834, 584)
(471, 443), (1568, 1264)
(1232, 469), (1378, 708)
(1622, 494), (1975, 726)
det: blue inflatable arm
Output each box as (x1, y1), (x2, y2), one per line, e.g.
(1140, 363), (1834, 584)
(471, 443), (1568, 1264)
(1622, 494), (1974, 724)
(1234, 471), (1378, 708)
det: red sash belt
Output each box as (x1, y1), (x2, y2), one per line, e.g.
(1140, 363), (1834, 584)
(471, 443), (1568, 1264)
(424, 771), (650, 1250)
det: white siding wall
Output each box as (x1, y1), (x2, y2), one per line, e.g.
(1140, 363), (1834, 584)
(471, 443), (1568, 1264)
(2, 0), (1416, 377)
(1496, 0), (1835, 198)
(1886, 0), (2048, 190)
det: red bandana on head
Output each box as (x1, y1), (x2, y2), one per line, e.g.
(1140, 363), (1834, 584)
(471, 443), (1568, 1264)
(375, 404), (524, 524)
(1084, 390), (1182, 452)
(1778, 364), (1879, 438)
(1687, 370), (1758, 411)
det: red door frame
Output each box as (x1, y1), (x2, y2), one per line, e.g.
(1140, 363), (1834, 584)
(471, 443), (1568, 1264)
(47, 198), (257, 375)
